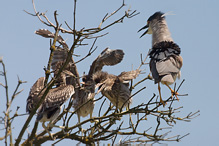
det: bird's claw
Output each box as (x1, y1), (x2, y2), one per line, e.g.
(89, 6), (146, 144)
(90, 117), (98, 124)
(171, 90), (179, 101)
(78, 126), (85, 134)
(49, 133), (56, 140)
(160, 99), (166, 107)
(59, 126), (65, 129)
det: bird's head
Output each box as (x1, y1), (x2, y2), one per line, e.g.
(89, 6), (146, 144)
(81, 75), (95, 92)
(92, 71), (108, 84)
(138, 11), (165, 37)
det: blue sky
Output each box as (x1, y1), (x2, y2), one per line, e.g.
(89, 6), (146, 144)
(1, 0), (218, 145)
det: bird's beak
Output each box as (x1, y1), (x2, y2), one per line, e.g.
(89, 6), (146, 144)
(138, 23), (149, 38)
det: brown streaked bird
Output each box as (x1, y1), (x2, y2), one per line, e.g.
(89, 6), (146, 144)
(32, 29), (78, 137)
(138, 11), (183, 106)
(51, 44), (94, 127)
(26, 70), (75, 138)
(92, 69), (141, 110)
(77, 47), (125, 123)
(35, 29), (95, 126)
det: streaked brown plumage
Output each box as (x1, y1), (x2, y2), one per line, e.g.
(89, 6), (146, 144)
(26, 72), (75, 122)
(29, 29), (78, 138)
(92, 69), (141, 109)
(76, 47), (124, 122)
(35, 29), (96, 124)
(83, 47), (124, 82)
(26, 69), (75, 138)
(88, 47), (124, 76)
(138, 12), (183, 106)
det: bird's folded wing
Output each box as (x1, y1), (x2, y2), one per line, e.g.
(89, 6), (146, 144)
(26, 77), (45, 113)
(51, 47), (69, 71)
(43, 85), (75, 110)
(155, 57), (180, 76)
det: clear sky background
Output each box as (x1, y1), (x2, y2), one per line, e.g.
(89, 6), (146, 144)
(1, 0), (218, 145)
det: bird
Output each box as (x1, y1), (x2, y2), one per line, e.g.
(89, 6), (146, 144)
(26, 69), (75, 138)
(35, 29), (95, 127)
(76, 47), (125, 123)
(29, 29), (77, 138)
(138, 11), (183, 106)
(92, 69), (141, 110)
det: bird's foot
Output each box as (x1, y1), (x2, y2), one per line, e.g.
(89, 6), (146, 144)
(49, 132), (56, 140)
(78, 126), (86, 135)
(90, 117), (98, 124)
(58, 126), (65, 129)
(171, 89), (179, 101)
(160, 99), (166, 107)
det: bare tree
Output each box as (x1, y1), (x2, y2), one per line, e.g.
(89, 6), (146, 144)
(0, 0), (199, 145)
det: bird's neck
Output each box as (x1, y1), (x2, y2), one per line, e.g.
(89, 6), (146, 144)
(151, 20), (173, 46)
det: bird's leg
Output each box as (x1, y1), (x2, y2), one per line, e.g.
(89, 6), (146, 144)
(77, 114), (85, 135)
(115, 96), (119, 113)
(42, 122), (54, 140)
(164, 83), (179, 101)
(127, 104), (133, 127)
(158, 83), (166, 106)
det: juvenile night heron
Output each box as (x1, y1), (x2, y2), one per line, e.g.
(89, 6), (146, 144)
(92, 69), (141, 110)
(26, 69), (75, 138)
(138, 11), (183, 106)
(30, 29), (77, 138)
(77, 48), (125, 122)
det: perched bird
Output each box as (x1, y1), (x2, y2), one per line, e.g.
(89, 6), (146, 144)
(35, 29), (96, 125)
(30, 29), (77, 138)
(92, 69), (141, 110)
(72, 79), (95, 124)
(26, 69), (75, 138)
(138, 11), (183, 106)
(77, 48), (124, 122)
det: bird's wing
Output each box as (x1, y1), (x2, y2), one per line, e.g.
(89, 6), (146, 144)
(26, 77), (45, 113)
(88, 48), (124, 76)
(37, 85), (74, 121)
(35, 29), (68, 49)
(155, 57), (180, 76)
(35, 29), (71, 72)
(150, 55), (182, 83)
(43, 85), (75, 110)
(51, 47), (69, 71)
(118, 69), (141, 83)
(149, 41), (182, 83)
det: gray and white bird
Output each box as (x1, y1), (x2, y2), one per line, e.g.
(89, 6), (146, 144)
(92, 69), (141, 110)
(26, 69), (75, 138)
(138, 11), (183, 106)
